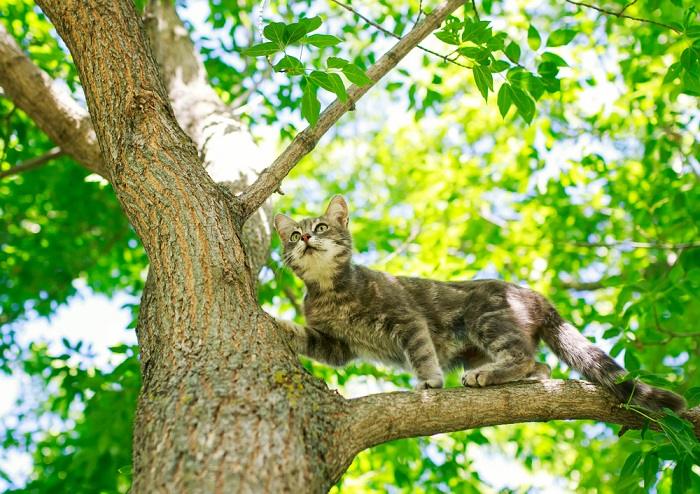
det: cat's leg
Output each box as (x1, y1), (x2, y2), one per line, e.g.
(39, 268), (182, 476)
(276, 319), (356, 366)
(395, 321), (444, 389)
(461, 310), (537, 387)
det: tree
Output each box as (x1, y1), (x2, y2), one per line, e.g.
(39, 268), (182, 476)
(1, 0), (699, 492)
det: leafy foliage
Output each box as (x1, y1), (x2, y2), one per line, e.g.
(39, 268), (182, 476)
(2, 0), (700, 493)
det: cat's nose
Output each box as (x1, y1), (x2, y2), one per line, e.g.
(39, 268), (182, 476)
(301, 233), (311, 243)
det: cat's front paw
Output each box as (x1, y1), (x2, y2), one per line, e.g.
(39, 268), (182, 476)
(461, 369), (494, 387)
(416, 375), (444, 390)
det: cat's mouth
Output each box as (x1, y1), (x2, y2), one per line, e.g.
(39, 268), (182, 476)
(302, 245), (324, 255)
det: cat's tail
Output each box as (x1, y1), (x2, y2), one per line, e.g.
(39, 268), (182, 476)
(540, 311), (685, 412)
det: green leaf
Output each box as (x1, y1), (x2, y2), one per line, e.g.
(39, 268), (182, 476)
(301, 79), (321, 125)
(664, 62), (682, 83)
(327, 56), (349, 69)
(497, 83), (512, 117)
(342, 64), (372, 86)
(686, 386), (700, 407)
(680, 47), (700, 77)
(309, 71), (348, 102)
(686, 25), (700, 38)
(462, 19), (492, 44)
(305, 34), (342, 48)
(619, 451), (643, 481)
(528, 25), (541, 50)
(505, 42), (521, 63)
(459, 46), (490, 64)
(263, 22), (287, 47)
(241, 42), (280, 57)
(511, 86), (535, 123)
(486, 32), (507, 52)
(643, 453), (659, 490)
(435, 29), (460, 45)
(538, 61), (559, 78)
(490, 60), (510, 72)
(671, 458), (691, 494)
(273, 55), (304, 76)
(282, 17), (324, 44)
(541, 52), (569, 67)
(473, 65), (493, 101)
(547, 28), (577, 47)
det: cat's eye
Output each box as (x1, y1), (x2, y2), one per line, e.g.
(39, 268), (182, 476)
(290, 232), (301, 242)
(314, 223), (328, 233)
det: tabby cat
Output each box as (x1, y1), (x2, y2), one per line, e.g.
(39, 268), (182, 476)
(274, 195), (684, 411)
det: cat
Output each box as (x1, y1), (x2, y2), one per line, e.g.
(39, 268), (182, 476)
(273, 195), (685, 411)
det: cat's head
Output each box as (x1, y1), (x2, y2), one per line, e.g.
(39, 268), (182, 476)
(274, 195), (352, 288)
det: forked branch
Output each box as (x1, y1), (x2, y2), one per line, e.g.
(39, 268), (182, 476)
(238, 0), (466, 220)
(0, 24), (106, 177)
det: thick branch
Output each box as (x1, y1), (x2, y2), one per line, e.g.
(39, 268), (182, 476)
(565, 0), (682, 33)
(0, 147), (64, 179)
(144, 0), (273, 274)
(238, 0), (466, 220)
(340, 380), (700, 463)
(0, 24), (106, 176)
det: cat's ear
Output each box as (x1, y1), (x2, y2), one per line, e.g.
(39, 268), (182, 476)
(274, 214), (297, 242)
(325, 195), (349, 228)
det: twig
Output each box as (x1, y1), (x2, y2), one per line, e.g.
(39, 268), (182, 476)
(618, 0), (637, 16)
(330, 0), (471, 70)
(569, 240), (700, 250)
(238, 0), (466, 220)
(470, 0), (479, 21)
(555, 279), (607, 291)
(413, 0), (424, 28)
(0, 147), (64, 179)
(374, 223), (422, 266)
(565, 0), (682, 34)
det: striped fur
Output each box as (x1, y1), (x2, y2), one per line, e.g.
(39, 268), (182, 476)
(274, 196), (685, 410)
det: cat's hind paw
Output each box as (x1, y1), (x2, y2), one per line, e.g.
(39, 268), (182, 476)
(416, 376), (444, 390)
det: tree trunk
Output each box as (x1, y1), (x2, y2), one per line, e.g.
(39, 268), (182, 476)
(134, 272), (349, 492)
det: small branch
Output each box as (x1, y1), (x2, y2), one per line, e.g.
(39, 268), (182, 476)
(569, 240), (700, 250)
(565, 0), (682, 34)
(374, 223), (422, 266)
(239, 0), (466, 220)
(339, 380), (700, 463)
(0, 147), (64, 179)
(330, 0), (471, 70)
(618, 0), (638, 16)
(555, 279), (607, 291)
(470, 0), (479, 21)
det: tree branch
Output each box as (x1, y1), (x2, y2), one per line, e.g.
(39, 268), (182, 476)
(569, 240), (700, 250)
(144, 0), (274, 274)
(340, 380), (700, 463)
(0, 147), (64, 179)
(238, 0), (466, 220)
(565, 0), (682, 34)
(330, 0), (471, 69)
(0, 24), (106, 177)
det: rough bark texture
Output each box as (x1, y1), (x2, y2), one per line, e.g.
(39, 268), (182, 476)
(6, 0), (699, 493)
(144, 0), (273, 274)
